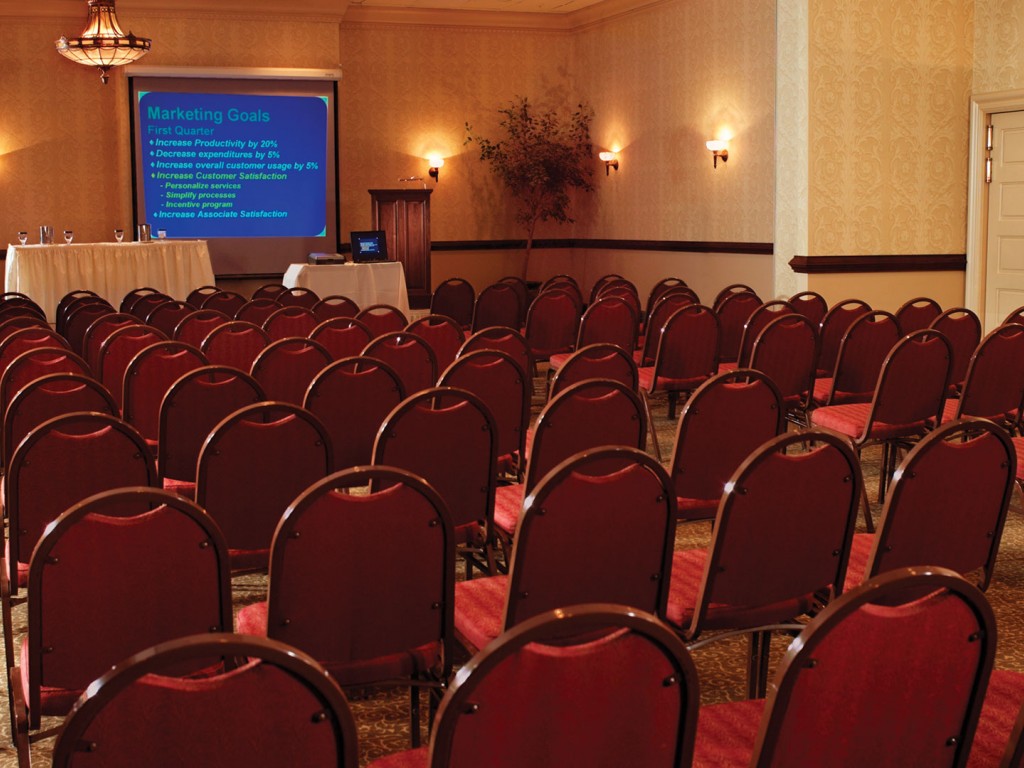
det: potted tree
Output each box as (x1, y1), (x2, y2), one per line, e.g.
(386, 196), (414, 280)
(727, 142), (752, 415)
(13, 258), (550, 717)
(466, 97), (595, 282)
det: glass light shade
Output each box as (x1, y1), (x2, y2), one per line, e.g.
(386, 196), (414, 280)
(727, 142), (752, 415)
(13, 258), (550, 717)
(56, 0), (151, 84)
(706, 140), (728, 152)
(598, 151), (616, 162)
(427, 155), (445, 168)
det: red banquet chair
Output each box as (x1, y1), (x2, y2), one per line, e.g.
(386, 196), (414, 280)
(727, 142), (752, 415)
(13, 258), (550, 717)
(643, 277), (689, 327)
(548, 342), (638, 399)
(458, 326), (533, 381)
(55, 291), (100, 336)
(51, 633), (359, 768)
(0, 316), (49, 346)
(940, 323), (1024, 429)
(692, 567), (995, 768)
(277, 286), (320, 308)
(252, 283), (288, 301)
(0, 327), (72, 383)
(547, 296), (638, 373)
(127, 292), (172, 322)
(122, 340), (208, 447)
(524, 288), (581, 363)
(184, 284), (221, 309)
(471, 283), (522, 334)
(811, 309), (900, 407)
(431, 277), (475, 328)
(10, 487), (232, 738)
(637, 289), (698, 367)
(81, 312), (141, 373)
(588, 272), (626, 303)
(405, 313), (465, 374)
(712, 282), (757, 310)
(250, 337), (333, 406)
(195, 401), (332, 571)
(144, 300), (192, 338)
(200, 290), (247, 317)
(96, 324), (168, 410)
(895, 295), (942, 333)
(668, 369), (785, 523)
(722, 299), (794, 371)
(236, 466), (456, 747)
(309, 317), (374, 361)
(119, 287), (160, 315)
(172, 308), (230, 348)
(63, 301), (116, 356)
(262, 305), (319, 341)
(362, 332), (438, 396)
(931, 307), (982, 395)
(714, 290), (762, 365)
(356, 304), (408, 338)
(665, 430), (862, 697)
(61, 295), (112, 340)
(157, 365), (266, 495)
(234, 297), (282, 326)
(815, 297), (872, 378)
(453, 447), (677, 654)
(747, 313), (818, 424)
(200, 320), (270, 372)
(497, 275), (529, 327)
(312, 294), (360, 322)
(788, 290), (828, 327)
(304, 356), (405, 470)
(373, 387), (498, 577)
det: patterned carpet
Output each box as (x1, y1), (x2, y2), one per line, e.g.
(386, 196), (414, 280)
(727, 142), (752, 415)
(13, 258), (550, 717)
(3, 386), (1024, 766)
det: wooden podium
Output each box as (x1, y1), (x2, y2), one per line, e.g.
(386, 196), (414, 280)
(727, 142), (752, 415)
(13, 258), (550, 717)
(369, 189), (432, 309)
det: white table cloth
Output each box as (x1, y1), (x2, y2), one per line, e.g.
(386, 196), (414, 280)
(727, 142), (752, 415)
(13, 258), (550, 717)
(282, 261), (411, 317)
(5, 240), (216, 322)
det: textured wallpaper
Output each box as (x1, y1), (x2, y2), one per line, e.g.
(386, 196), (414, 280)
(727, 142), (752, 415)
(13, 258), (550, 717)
(974, 0), (1024, 92)
(807, 0), (974, 257)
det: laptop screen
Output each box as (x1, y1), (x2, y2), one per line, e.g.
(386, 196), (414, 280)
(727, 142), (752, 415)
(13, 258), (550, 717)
(350, 230), (388, 262)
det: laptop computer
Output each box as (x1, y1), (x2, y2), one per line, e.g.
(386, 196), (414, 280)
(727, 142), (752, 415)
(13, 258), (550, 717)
(350, 230), (389, 263)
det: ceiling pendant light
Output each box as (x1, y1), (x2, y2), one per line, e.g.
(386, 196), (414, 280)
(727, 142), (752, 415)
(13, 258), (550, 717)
(56, 0), (152, 85)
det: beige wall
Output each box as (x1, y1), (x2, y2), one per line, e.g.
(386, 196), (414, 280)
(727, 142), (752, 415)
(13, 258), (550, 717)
(974, 0), (1024, 92)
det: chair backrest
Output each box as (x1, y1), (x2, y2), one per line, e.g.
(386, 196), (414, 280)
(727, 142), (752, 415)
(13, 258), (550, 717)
(263, 306), (319, 341)
(234, 297), (282, 326)
(506, 447), (677, 628)
(639, 291), (699, 366)
(748, 314), (819, 408)
(713, 283), (758, 311)
(128, 292), (172, 322)
(196, 402), (332, 568)
(788, 290), (828, 326)
(200, 320), (270, 372)
(0, 303), (45, 327)
(0, 326), (71, 383)
(548, 342), (638, 398)
(144, 300), (193, 338)
(864, 418), (1014, 590)
(669, 369), (785, 521)
(6, 412), (157, 584)
(497, 275), (529, 327)
(184, 285), (221, 309)
(824, 310), (900, 403)
(252, 283), (288, 301)
(312, 295), (360, 322)
(250, 337), (333, 406)
(309, 317), (374, 361)
(648, 304), (720, 392)
(0, 348), (92, 432)
(953, 323), (1024, 424)
(816, 298), (872, 376)
(524, 289), (582, 361)
(589, 273), (626, 303)
(304, 356), (405, 471)
(540, 273), (580, 294)
(734, 300), (794, 368)
(82, 312), (141, 372)
(644, 277), (689, 324)
(930, 307), (982, 392)
(526, 379), (647, 492)
(122, 341), (208, 442)
(52, 633), (358, 768)
(2, 373), (116, 473)
(172, 308), (231, 348)
(684, 430), (862, 639)
(0, 315), (49, 345)
(56, 290), (100, 334)
(859, 329), (952, 438)
(25, 487), (232, 727)
(714, 291), (763, 364)
(355, 303), (408, 338)
(362, 331), (438, 396)
(472, 283), (522, 333)
(575, 296), (638, 352)
(119, 287), (160, 314)
(158, 365), (266, 483)
(749, 568), (994, 768)
(61, 296), (113, 339)
(64, 301), (116, 355)
(438, 349), (529, 468)
(427, 604), (698, 768)
(458, 326), (533, 379)
(97, 324), (169, 409)
(262, 466), (455, 681)
(405, 314), (466, 374)
(432, 277), (476, 327)
(200, 290), (247, 317)
(895, 295), (943, 334)
(373, 387), (497, 533)
(278, 286), (320, 309)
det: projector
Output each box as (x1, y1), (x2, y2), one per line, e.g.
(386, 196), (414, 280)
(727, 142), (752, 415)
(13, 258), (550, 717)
(307, 252), (347, 265)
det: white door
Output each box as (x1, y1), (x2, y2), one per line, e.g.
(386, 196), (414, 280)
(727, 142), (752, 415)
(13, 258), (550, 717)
(984, 110), (1024, 331)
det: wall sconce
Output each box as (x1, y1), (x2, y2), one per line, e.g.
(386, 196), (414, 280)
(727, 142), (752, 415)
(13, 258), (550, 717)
(427, 154), (444, 182)
(598, 151), (619, 175)
(706, 140), (729, 168)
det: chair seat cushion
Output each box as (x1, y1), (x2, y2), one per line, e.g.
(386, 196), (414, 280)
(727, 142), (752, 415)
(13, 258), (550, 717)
(811, 402), (929, 440)
(19, 641), (82, 717)
(717, 361), (738, 374)
(229, 548), (269, 572)
(548, 352), (570, 371)
(677, 496), (718, 522)
(637, 366), (706, 394)
(493, 484), (524, 537)
(454, 575), (508, 653)
(162, 476), (196, 500)
(365, 747), (428, 767)
(692, 698), (765, 767)
(842, 533), (873, 592)
(970, 669), (1024, 768)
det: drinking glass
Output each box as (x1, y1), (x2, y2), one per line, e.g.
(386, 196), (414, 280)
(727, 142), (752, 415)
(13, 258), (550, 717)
(114, 229), (124, 243)
(63, 229), (74, 245)
(17, 232), (27, 246)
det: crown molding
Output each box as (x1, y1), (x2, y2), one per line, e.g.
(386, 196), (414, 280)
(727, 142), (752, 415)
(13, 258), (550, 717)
(343, 0), (664, 30)
(0, 0), (349, 22)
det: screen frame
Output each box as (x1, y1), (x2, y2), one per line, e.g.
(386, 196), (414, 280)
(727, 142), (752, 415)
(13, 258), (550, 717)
(127, 66), (342, 278)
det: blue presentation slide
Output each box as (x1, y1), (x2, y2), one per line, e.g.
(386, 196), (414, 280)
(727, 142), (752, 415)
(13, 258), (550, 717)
(138, 91), (328, 238)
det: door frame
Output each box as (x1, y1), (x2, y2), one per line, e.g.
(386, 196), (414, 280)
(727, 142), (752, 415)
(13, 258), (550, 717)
(965, 88), (1024, 319)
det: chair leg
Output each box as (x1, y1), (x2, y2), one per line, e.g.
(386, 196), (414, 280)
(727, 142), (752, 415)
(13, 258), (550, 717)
(640, 390), (662, 462)
(410, 684), (421, 748)
(10, 666), (29, 767)
(667, 391), (679, 420)
(2, 561), (17, 746)
(860, 483), (875, 533)
(747, 630), (772, 699)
